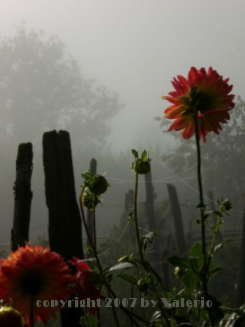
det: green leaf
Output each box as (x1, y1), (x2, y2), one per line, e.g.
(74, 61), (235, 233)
(109, 262), (135, 272)
(212, 210), (223, 217)
(128, 212), (134, 223)
(140, 230), (159, 254)
(208, 267), (223, 278)
(213, 240), (229, 253)
(210, 225), (217, 234)
(182, 270), (199, 291)
(116, 274), (137, 285)
(80, 314), (99, 327)
(131, 149), (138, 158)
(166, 256), (191, 268)
(190, 255), (204, 273)
(141, 150), (148, 161)
(189, 243), (202, 258)
(196, 202), (208, 209)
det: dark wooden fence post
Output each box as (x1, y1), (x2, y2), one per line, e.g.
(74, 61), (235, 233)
(144, 170), (156, 230)
(86, 158), (97, 250)
(11, 143), (33, 251)
(167, 184), (186, 254)
(43, 130), (83, 327)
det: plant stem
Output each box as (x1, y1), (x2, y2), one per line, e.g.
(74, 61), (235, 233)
(79, 187), (120, 327)
(207, 216), (221, 272)
(92, 201), (97, 252)
(133, 173), (144, 263)
(194, 115), (215, 327)
(133, 172), (171, 327)
(30, 296), (34, 327)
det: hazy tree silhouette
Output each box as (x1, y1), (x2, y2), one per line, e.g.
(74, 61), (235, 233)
(0, 25), (123, 150)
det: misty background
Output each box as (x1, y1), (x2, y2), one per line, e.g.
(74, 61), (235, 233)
(0, 0), (244, 250)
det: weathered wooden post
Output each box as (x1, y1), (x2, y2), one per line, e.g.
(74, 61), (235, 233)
(43, 130), (83, 327)
(11, 143), (33, 251)
(86, 158), (97, 250)
(144, 170), (156, 230)
(167, 184), (186, 254)
(43, 130), (83, 259)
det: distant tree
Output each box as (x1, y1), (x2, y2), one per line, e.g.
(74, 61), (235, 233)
(0, 24), (123, 150)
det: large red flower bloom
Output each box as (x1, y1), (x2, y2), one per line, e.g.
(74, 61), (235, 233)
(69, 258), (100, 315)
(162, 67), (235, 142)
(0, 245), (73, 327)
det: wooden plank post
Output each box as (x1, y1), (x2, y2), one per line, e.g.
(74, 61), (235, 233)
(43, 130), (83, 327)
(86, 158), (97, 250)
(144, 170), (156, 230)
(11, 143), (33, 251)
(43, 130), (83, 260)
(167, 184), (186, 254)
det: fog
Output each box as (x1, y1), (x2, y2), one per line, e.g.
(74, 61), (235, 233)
(0, 0), (244, 257)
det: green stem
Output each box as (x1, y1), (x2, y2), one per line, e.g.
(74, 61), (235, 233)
(79, 187), (120, 327)
(207, 216), (221, 272)
(136, 265), (146, 320)
(81, 189), (149, 326)
(92, 200), (97, 252)
(194, 115), (215, 327)
(30, 296), (34, 327)
(133, 172), (171, 327)
(106, 290), (150, 326)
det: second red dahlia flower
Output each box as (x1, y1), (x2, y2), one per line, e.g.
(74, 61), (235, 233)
(69, 258), (100, 315)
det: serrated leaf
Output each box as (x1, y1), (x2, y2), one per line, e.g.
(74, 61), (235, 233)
(109, 262), (135, 272)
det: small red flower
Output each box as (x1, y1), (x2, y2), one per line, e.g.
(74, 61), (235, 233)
(162, 67), (235, 142)
(69, 258), (100, 315)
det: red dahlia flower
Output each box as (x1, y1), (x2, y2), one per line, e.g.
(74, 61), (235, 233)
(0, 245), (72, 327)
(162, 67), (235, 142)
(69, 258), (100, 315)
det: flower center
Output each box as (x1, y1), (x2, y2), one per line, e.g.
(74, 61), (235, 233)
(18, 269), (46, 297)
(182, 85), (214, 115)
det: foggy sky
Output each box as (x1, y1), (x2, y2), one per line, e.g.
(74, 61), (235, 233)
(1, 0), (245, 153)
(0, 1), (244, 244)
